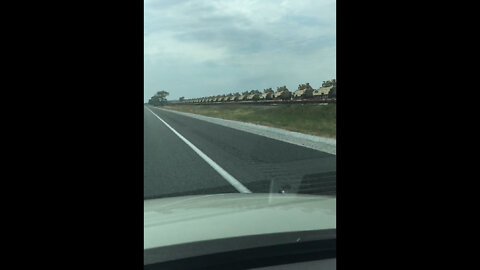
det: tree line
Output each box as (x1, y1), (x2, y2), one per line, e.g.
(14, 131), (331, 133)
(147, 91), (169, 106)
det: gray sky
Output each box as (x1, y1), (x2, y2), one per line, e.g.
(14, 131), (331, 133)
(144, 0), (335, 102)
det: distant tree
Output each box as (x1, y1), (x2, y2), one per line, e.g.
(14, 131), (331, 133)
(156, 91), (169, 97)
(148, 90), (169, 106)
(179, 96), (185, 102)
(242, 91), (249, 95)
(264, 88), (274, 93)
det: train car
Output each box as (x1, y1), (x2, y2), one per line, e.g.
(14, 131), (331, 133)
(247, 93), (260, 101)
(313, 86), (332, 100)
(293, 89), (313, 99)
(260, 92), (273, 100)
(274, 90), (291, 100)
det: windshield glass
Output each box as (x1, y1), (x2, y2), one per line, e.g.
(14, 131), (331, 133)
(144, 0), (336, 252)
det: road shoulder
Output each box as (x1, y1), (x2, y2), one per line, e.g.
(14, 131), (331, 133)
(153, 106), (336, 155)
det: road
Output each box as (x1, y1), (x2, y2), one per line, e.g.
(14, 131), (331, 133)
(144, 105), (336, 199)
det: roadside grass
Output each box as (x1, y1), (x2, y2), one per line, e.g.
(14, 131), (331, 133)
(162, 104), (336, 138)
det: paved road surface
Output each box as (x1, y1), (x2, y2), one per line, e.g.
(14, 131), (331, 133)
(144, 105), (336, 199)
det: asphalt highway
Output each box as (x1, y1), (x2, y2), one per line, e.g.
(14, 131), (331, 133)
(144, 105), (336, 199)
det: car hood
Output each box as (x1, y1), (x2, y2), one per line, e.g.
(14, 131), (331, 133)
(144, 193), (336, 249)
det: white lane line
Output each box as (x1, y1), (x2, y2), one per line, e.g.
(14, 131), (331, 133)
(145, 106), (252, 194)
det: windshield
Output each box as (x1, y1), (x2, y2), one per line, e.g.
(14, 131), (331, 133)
(144, 0), (336, 256)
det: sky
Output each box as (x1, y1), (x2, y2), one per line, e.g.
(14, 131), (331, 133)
(144, 0), (335, 102)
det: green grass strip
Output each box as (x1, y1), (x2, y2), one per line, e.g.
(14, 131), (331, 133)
(163, 104), (336, 138)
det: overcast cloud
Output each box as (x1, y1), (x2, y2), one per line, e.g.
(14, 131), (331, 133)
(144, 0), (335, 101)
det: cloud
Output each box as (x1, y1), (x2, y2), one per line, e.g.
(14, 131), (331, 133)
(144, 0), (335, 101)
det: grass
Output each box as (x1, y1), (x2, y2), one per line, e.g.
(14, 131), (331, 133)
(163, 103), (336, 138)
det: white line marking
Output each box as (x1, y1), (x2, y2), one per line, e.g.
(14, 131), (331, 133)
(145, 106), (252, 193)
